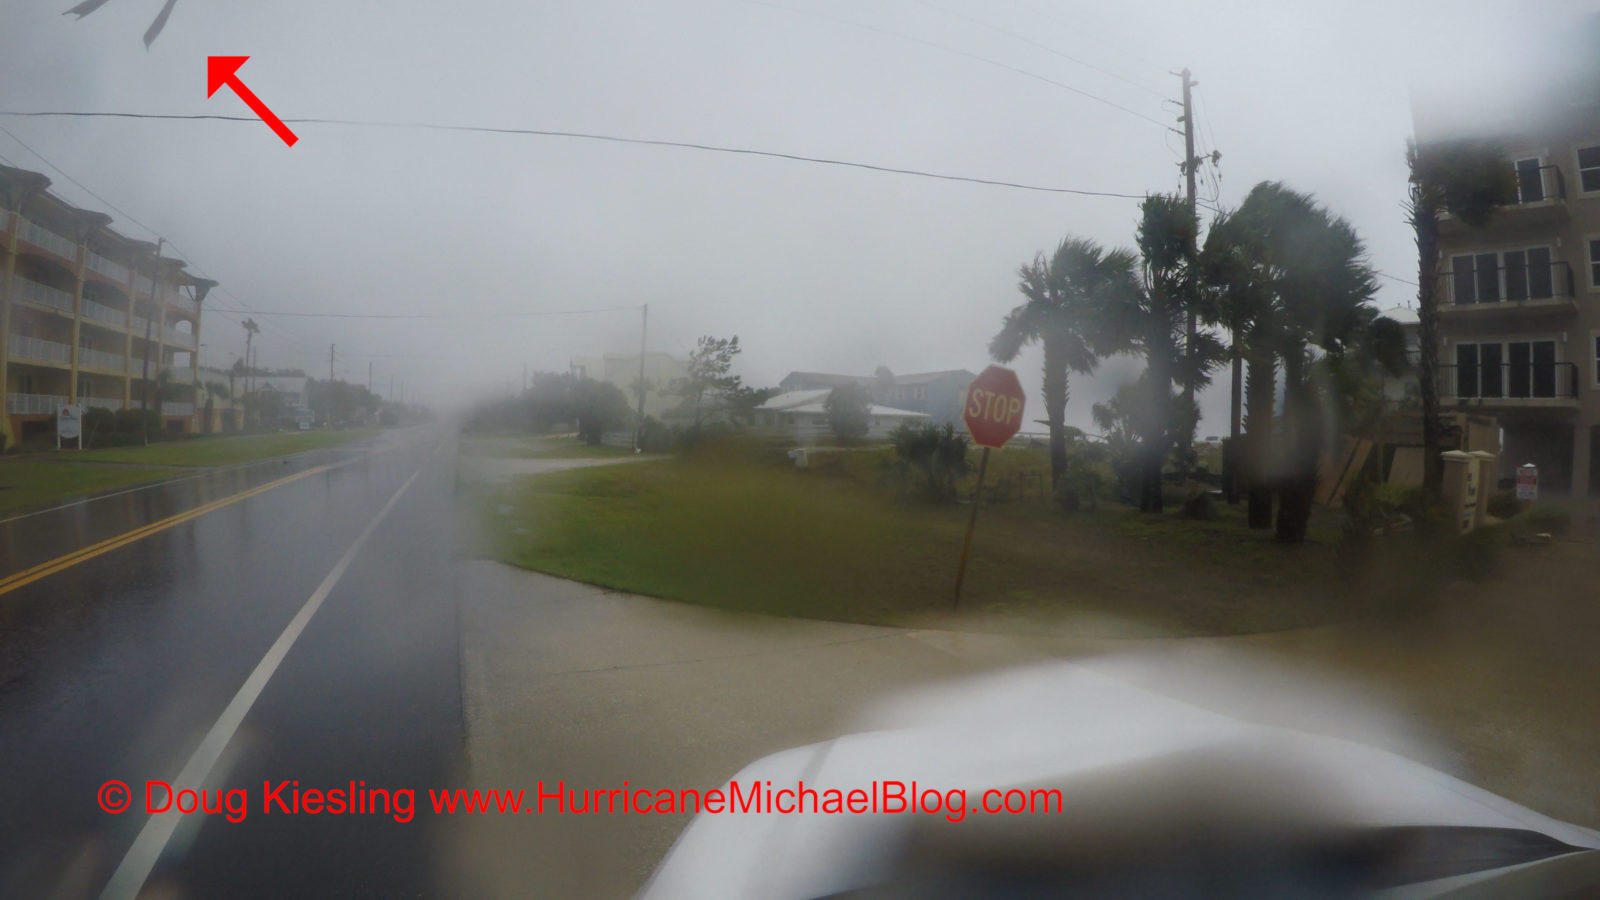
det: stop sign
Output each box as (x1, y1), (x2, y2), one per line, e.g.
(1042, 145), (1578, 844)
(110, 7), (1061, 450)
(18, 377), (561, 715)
(962, 365), (1026, 449)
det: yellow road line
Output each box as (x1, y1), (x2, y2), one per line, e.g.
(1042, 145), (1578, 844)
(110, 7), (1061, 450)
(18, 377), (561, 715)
(0, 463), (333, 597)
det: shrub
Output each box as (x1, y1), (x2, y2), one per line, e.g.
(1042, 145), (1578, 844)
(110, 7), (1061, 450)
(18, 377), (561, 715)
(638, 416), (675, 453)
(1485, 490), (1522, 519)
(889, 422), (969, 502)
(1507, 503), (1571, 538)
(1054, 451), (1114, 512)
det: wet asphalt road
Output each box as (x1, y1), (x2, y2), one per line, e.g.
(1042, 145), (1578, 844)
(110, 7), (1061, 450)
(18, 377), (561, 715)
(0, 426), (465, 899)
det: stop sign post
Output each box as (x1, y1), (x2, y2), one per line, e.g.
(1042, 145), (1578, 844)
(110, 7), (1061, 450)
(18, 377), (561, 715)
(954, 366), (1027, 608)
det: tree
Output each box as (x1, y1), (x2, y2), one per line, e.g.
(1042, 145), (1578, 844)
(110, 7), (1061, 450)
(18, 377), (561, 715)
(67, 0), (183, 47)
(1096, 196), (1223, 512)
(673, 335), (745, 429)
(872, 366), (896, 404)
(573, 378), (631, 445)
(724, 385), (777, 426)
(889, 422), (970, 502)
(990, 237), (1131, 490)
(1199, 207), (1275, 505)
(825, 383), (871, 442)
(1406, 139), (1516, 495)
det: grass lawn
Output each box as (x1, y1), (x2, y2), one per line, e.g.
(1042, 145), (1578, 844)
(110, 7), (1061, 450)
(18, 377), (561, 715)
(0, 429), (377, 517)
(0, 462), (177, 518)
(460, 433), (635, 460)
(60, 429), (374, 467)
(474, 443), (1402, 638)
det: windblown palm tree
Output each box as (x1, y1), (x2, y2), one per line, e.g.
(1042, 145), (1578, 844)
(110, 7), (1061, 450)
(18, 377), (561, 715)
(990, 237), (1132, 488)
(65, 0), (180, 47)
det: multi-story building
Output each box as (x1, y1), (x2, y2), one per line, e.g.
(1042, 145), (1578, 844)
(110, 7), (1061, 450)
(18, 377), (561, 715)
(569, 352), (689, 419)
(1412, 30), (1600, 496)
(778, 369), (977, 426)
(1, 164), (213, 448)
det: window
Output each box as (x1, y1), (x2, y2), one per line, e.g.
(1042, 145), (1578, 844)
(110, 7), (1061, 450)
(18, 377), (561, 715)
(77, 376), (92, 398)
(1514, 157), (1545, 203)
(1594, 334), (1600, 387)
(1450, 247), (1556, 303)
(1590, 237), (1600, 290)
(1453, 340), (1560, 398)
(18, 374), (35, 395)
(1580, 145), (1600, 193)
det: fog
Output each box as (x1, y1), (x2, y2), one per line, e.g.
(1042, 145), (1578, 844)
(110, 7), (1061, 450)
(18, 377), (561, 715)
(2, 0), (1593, 427)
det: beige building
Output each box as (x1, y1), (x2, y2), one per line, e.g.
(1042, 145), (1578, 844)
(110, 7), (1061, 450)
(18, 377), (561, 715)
(1412, 28), (1600, 496)
(570, 351), (689, 419)
(1, 164), (212, 448)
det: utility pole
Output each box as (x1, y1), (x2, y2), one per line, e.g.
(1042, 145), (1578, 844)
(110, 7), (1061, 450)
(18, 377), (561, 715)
(389, 373), (394, 404)
(327, 344), (336, 426)
(368, 361), (373, 394)
(633, 303), (648, 453)
(1177, 68), (1198, 418)
(522, 363), (528, 394)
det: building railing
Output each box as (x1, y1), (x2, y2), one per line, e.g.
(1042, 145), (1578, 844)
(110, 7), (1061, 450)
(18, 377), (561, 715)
(167, 368), (195, 383)
(135, 274), (155, 297)
(165, 329), (196, 348)
(7, 334), (73, 366)
(78, 346), (126, 372)
(167, 294), (199, 314)
(161, 401), (195, 417)
(1513, 163), (1566, 204)
(1440, 362), (1578, 400)
(1440, 261), (1575, 306)
(13, 276), (76, 315)
(86, 250), (131, 284)
(131, 316), (156, 337)
(6, 392), (67, 415)
(81, 297), (127, 328)
(20, 217), (78, 261)
(81, 395), (126, 411)
(0, 209), (12, 234)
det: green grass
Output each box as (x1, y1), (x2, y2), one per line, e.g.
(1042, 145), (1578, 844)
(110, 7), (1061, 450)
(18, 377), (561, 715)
(474, 445), (1378, 638)
(61, 430), (374, 467)
(0, 462), (178, 517)
(459, 433), (635, 460)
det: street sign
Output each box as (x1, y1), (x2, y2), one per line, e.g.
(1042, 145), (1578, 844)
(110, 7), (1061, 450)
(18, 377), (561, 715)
(1516, 463), (1538, 501)
(954, 366), (1026, 609)
(962, 365), (1026, 449)
(57, 405), (83, 450)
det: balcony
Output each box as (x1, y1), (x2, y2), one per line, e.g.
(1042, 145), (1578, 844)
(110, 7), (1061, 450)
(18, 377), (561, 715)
(7, 334), (73, 367)
(167, 294), (199, 315)
(86, 250), (131, 285)
(161, 401), (195, 417)
(78, 346), (126, 373)
(1440, 362), (1579, 408)
(1441, 163), (1568, 233)
(134, 274), (155, 297)
(1438, 261), (1576, 315)
(81, 395), (126, 411)
(81, 297), (128, 329)
(165, 329), (196, 348)
(19, 217), (78, 262)
(12, 276), (76, 316)
(131, 316), (157, 337)
(6, 392), (67, 415)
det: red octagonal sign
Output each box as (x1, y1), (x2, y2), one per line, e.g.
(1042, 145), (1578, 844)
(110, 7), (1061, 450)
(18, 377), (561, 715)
(962, 365), (1026, 449)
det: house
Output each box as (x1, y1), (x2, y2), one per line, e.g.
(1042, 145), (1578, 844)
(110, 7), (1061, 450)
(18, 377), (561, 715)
(777, 368), (977, 426)
(570, 351), (689, 419)
(753, 388), (928, 443)
(1410, 21), (1600, 495)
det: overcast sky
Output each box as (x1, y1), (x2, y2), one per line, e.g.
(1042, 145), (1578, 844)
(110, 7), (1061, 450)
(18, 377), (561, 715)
(2, 0), (1594, 430)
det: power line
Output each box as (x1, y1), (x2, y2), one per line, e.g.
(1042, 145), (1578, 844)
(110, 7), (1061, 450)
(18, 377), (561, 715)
(0, 110), (1151, 198)
(909, 0), (1166, 99)
(742, 1), (1175, 132)
(1374, 270), (1417, 287)
(221, 305), (642, 319)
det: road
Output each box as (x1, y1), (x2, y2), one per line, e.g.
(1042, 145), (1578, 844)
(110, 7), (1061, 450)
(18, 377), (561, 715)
(0, 427), (993, 898)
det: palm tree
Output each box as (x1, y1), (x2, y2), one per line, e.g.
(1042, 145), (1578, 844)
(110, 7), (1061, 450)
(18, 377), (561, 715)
(66, 0), (181, 47)
(1096, 195), (1221, 512)
(990, 237), (1133, 488)
(1199, 208), (1276, 506)
(1406, 139), (1517, 495)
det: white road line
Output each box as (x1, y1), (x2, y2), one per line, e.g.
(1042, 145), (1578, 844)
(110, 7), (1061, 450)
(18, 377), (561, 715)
(98, 465), (426, 900)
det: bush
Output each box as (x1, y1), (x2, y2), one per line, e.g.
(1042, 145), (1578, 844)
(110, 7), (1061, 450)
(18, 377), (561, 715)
(1054, 450), (1114, 512)
(1485, 490), (1522, 519)
(1179, 488), (1218, 521)
(1507, 503), (1571, 538)
(889, 422), (969, 503)
(638, 416), (675, 453)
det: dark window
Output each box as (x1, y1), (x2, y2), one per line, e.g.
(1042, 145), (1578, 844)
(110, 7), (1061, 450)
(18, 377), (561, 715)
(1475, 253), (1499, 302)
(1527, 247), (1554, 297)
(1479, 343), (1504, 397)
(1580, 146), (1600, 193)
(1532, 340), (1557, 397)
(1590, 238), (1600, 289)
(1594, 336), (1600, 387)
(1504, 249), (1527, 300)
(1451, 255), (1476, 303)
(1514, 158), (1543, 202)
(1509, 342), (1531, 398)
(1456, 344), (1479, 397)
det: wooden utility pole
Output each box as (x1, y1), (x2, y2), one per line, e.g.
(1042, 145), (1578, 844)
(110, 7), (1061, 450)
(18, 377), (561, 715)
(1177, 68), (1198, 417)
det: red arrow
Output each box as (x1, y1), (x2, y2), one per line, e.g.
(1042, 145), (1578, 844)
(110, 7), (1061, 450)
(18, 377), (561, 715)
(207, 56), (298, 147)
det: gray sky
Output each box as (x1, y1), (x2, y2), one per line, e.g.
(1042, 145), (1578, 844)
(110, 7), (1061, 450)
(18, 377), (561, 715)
(3, 0), (1593, 429)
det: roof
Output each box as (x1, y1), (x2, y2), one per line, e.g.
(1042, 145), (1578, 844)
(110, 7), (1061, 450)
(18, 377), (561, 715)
(780, 372), (869, 388)
(757, 389), (927, 419)
(894, 369), (976, 385)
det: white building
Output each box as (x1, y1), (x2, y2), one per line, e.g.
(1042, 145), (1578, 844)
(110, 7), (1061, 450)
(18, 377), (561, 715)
(753, 388), (928, 443)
